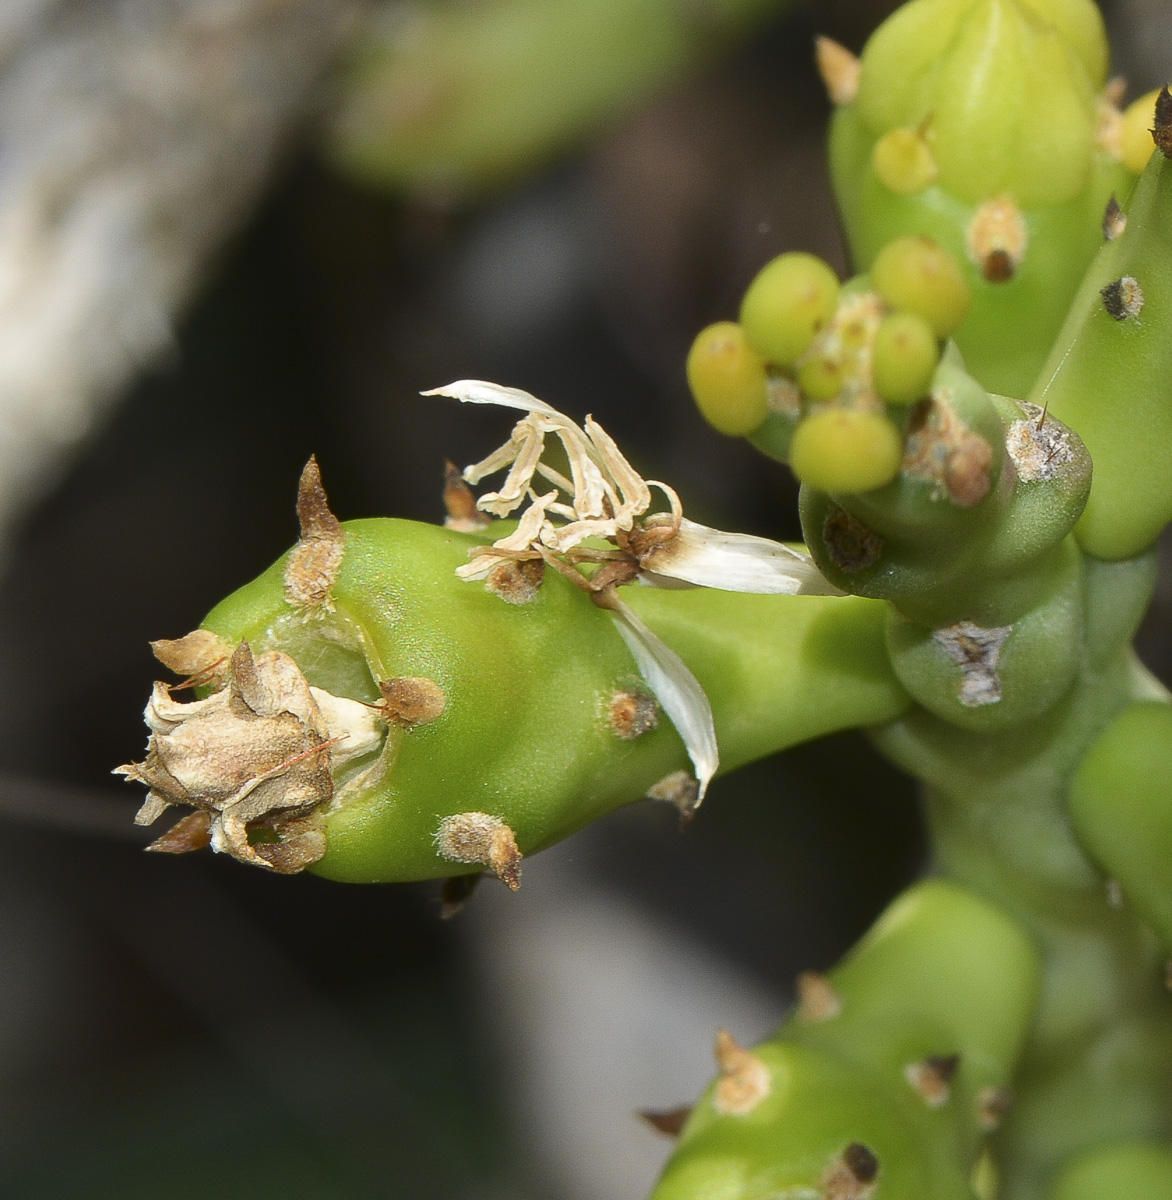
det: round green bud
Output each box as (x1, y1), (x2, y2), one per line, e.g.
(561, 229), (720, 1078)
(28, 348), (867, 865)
(872, 311), (939, 405)
(871, 126), (938, 195)
(797, 351), (846, 401)
(872, 236), (971, 338)
(685, 321), (770, 436)
(790, 408), (903, 494)
(739, 252), (840, 367)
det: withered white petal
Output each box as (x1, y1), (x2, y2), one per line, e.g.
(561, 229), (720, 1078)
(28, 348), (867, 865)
(423, 379), (561, 418)
(639, 518), (844, 596)
(607, 597), (718, 802)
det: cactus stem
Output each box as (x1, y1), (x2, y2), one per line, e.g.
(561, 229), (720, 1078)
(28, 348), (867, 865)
(1100, 275), (1144, 320)
(903, 1053), (961, 1108)
(640, 1106), (693, 1138)
(795, 970), (843, 1022)
(815, 35), (860, 107)
(712, 1030), (771, 1116)
(1102, 194), (1127, 241)
(823, 1142), (879, 1200)
(1105, 878), (1125, 910)
(932, 620), (1011, 707)
(435, 812), (522, 891)
(284, 457), (345, 611)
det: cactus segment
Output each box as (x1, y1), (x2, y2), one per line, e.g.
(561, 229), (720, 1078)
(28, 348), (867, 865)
(827, 0), (1134, 397)
(853, 0), (1107, 207)
(146, 520), (905, 883)
(1069, 700), (1172, 949)
(1032, 139), (1172, 559)
(121, 387), (912, 880)
(649, 881), (1040, 1200)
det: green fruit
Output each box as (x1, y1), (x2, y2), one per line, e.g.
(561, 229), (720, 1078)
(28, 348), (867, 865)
(872, 236), (972, 337)
(873, 311), (939, 404)
(686, 321), (770, 436)
(740, 252), (841, 366)
(790, 408), (903, 494)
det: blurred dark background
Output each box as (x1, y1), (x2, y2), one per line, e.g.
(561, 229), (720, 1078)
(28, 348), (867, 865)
(0, 1), (1165, 1196)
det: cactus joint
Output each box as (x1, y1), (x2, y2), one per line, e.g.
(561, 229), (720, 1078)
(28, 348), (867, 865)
(284, 457), (346, 611)
(712, 1030), (771, 1115)
(933, 620), (1011, 707)
(435, 812), (522, 890)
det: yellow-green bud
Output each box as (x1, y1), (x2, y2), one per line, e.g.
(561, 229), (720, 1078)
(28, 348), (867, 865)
(871, 126), (938, 195)
(872, 311), (939, 404)
(739, 252), (840, 367)
(872, 236), (972, 337)
(685, 322), (770, 436)
(855, 0), (1108, 206)
(790, 408), (903, 494)
(797, 351), (847, 401)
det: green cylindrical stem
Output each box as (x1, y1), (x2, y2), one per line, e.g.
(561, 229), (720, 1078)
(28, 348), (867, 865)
(872, 548), (1172, 1199)
(200, 518), (908, 883)
(1034, 148), (1172, 560)
(651, 880), (1041, 1200)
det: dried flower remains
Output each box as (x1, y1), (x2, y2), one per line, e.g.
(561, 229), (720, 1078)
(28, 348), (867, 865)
(428, 380), (843, 803)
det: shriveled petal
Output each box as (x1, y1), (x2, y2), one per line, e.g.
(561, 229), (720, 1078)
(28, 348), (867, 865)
(542, 518), (621, 552)
(423, 379), (561, 418)
(585, 416), (651, 517)
(494, 490), (559, 551)
(475, 416), (546, 516)
(638, 519), (844, 596)
(606, 596), (718, 802)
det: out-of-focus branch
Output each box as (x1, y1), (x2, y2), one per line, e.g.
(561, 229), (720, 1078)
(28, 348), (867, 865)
(0, 0), (364, 551)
